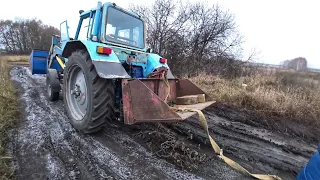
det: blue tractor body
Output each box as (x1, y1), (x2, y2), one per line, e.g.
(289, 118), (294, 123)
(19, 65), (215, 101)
(29, 1), (215, 133)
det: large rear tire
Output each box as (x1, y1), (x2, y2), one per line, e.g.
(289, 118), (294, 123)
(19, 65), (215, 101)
(63, 50), (115, 134)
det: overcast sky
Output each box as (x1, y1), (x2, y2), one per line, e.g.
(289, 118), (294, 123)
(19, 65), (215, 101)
(1, 0), (319, 68)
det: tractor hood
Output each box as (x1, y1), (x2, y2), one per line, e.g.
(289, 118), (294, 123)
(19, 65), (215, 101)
(145, 53), (171, 77)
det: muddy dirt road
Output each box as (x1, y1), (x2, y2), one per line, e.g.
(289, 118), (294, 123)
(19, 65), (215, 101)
(8, 66), (318, 180)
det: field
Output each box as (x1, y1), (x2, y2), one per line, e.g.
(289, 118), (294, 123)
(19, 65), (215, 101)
(3, 56), (29, 66)
(190, 69), (320, 141)
(0, 55), (319, 179)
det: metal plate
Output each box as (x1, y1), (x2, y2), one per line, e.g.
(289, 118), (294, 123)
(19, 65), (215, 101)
(175, 101), (216, 119)
(139, 79), (178, 102)
(178, 79), (211, 100)
(121, 78), (216, 124)
(122, 79), (182, 125)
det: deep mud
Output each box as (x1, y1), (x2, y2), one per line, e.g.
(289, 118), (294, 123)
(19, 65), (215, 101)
(8, 66), (318, 180)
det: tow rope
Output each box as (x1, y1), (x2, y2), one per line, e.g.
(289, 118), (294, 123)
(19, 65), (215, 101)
(161, 76), (281, 180)
(170, 107), (282, 180)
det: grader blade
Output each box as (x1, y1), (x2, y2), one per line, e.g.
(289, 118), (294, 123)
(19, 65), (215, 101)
(121, 79), (215, 125)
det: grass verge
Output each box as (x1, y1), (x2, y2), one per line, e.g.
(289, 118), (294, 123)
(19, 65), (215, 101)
(191, 71), (320, 139)
(4, 55), (29, 66)
(0, 56), (19, 179)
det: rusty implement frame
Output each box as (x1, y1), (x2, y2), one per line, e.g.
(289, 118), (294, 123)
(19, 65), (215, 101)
(121, 78), (215, 125)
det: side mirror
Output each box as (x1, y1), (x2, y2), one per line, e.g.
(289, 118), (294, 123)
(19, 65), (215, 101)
(146, 48), (153, 53)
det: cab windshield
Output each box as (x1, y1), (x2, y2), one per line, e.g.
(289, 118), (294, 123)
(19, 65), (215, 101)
(105, 7), (144, 49)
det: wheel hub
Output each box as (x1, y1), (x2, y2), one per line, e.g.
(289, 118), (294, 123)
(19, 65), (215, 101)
(72, 82), (86, 105)
(67, 65), (88, 121)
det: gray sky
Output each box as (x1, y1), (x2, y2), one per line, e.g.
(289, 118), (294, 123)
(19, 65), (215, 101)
(1, 0), (319, 68)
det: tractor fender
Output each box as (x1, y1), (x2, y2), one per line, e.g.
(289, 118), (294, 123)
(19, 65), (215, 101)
(62, 40), (130, 79)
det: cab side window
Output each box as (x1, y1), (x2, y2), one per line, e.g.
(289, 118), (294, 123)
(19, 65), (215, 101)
(78, 13), (95, 40)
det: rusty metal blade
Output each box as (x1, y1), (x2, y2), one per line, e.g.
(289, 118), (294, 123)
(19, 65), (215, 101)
(178, 79), (211, 100)
(174, 101), (215, 119)
(138, 78), (178, 102)
(122, 79), (182, 125)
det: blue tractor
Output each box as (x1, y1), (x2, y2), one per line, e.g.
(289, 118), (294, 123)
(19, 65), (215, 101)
(29, 1), (215, 134)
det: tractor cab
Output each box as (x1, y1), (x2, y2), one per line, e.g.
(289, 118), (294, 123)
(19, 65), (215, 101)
(59, 2), (172, 79)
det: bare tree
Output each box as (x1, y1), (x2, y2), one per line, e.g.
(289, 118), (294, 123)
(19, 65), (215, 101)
(282, 57), (308, 71)
(0, 18), (59, 55)
(130, 0), (249, 77)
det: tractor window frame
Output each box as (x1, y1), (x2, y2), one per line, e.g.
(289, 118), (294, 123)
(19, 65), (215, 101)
(78, 12), (96, 40)
(60, 20), (69, 43)
(104, 6), (145, 49)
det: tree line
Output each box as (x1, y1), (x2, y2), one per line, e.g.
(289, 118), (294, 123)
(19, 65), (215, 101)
(0, 0), (253, 77)
(0, 19), (59, 55)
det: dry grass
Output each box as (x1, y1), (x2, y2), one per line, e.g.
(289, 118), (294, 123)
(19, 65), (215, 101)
(3, 55), (29, 66)
(191, 71), (320, 123)
(3, 55), (28, 62)
(0, 56), (19, 179)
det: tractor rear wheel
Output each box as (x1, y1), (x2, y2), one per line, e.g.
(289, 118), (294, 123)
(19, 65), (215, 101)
(63, 50), (115, 134)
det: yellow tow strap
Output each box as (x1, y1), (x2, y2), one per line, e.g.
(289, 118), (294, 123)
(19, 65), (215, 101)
(161, 75), (281, 179)
(56, 56), (65, 69)
(170, 106), (282, 180)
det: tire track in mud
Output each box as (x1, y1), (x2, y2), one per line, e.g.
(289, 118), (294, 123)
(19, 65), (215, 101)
(8, 66), (206, 180)
(169, 110), (318, 180)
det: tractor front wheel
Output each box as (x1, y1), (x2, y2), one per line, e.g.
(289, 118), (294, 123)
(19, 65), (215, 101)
(63, 50), (115, 134)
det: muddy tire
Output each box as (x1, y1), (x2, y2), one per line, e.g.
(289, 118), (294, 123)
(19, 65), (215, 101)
(46, 69), (61, 101)
(63, 50), (115, 134)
